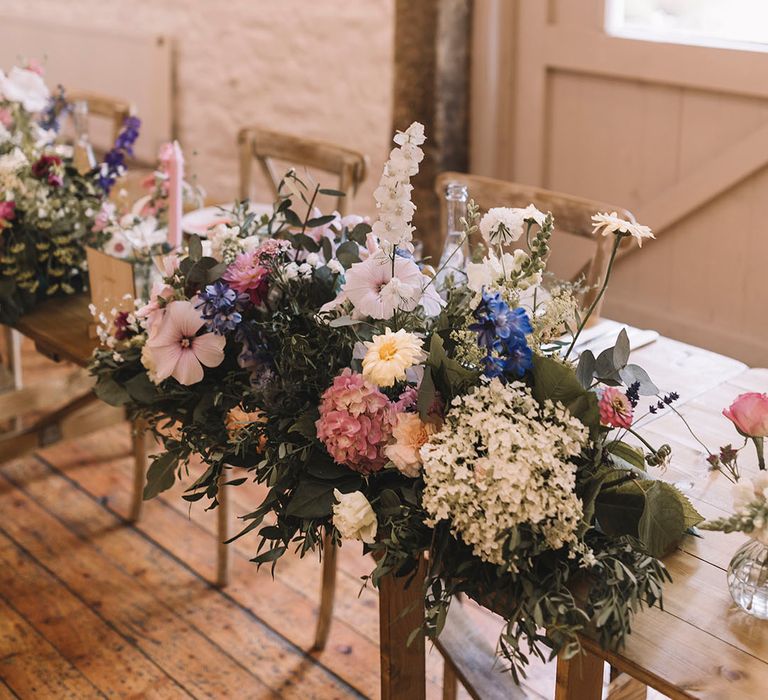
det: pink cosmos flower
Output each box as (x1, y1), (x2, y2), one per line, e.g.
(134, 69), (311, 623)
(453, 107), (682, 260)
(322, 250), (444, 320)
(316, 368), (396, 474)
(145, 300), (225, 385)
(135, 282), (175, 338)
(724, 393), (768, 438)
(222, 251), (269, 304)
(599, 387), (633, 429)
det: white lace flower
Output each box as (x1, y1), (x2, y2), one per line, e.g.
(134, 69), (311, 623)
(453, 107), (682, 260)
(591, 212), (654, 247)
(421, 379), (589, 571)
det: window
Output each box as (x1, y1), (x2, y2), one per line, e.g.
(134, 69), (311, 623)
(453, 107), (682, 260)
(606, 0), (768, 51)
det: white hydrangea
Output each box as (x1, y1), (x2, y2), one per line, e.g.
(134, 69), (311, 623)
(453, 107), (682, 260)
(371, 121), (425, 247)
(421, 378), (589, 571)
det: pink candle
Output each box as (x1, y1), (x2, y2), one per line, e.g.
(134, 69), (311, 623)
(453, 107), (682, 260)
(167, 140), (184, 249)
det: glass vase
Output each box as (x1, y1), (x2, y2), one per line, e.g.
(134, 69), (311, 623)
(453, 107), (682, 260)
(727, 539), (768, 619)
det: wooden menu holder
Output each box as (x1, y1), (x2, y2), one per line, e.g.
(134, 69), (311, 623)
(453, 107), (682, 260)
(86, 247), (137, 338)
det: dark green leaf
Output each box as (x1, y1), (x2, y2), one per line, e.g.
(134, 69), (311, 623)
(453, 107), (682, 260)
(306, 214), (337, 228)
(143, 451), (179, 500)
(638, 481), (686, 558)
(319, 188), (346, 197)
(418, 367), (436, 421)
(93, 377), (130, 406)
(336, 240), (361, 269)
(290, 409), (318, 439)
(606, 441), (645, 471)
(124, 372), (158, 404)
(348, 222), (372, 245)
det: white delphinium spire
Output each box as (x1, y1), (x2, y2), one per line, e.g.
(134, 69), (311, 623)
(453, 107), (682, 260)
(371, 122), (425, 248)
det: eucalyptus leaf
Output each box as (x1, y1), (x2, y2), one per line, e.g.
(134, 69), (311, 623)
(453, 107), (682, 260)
(576, 349), (596, 389)
(306, 214), (337, 228)
(613, 329), (630, 369)
(335, 240), (361, 269)
(619, 364), (659, 395)
(319, 188), (346, 197)
(349, 222), (372, 245)
(187, 235), (203, 261)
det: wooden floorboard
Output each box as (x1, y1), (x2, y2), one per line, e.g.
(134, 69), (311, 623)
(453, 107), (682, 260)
(0, 595), (103, 699)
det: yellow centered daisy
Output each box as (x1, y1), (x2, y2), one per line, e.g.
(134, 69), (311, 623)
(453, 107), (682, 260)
(362, 328), (426, 388)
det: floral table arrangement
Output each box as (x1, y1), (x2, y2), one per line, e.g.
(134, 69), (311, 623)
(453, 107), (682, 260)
(0, 61), (140, 323)
(91, 123), (704, 679)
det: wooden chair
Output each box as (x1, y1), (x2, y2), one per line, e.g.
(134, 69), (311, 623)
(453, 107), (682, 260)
(237, 127), (368, 216)
(434, 172), (637, 322)
(67, 89), (134, 145)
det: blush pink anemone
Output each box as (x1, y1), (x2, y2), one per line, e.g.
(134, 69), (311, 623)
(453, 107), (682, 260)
(145, 300), (225, 385)
(598, 387), (633, 429)
(315, 368), (396, 475)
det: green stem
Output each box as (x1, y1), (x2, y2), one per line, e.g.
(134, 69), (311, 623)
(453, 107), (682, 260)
(753, 436), (766, 470)
(564, 234), (623, 361)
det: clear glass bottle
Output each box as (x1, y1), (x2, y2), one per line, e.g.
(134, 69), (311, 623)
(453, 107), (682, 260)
(727, 539), (768, 619)
(72, 101), (96, 174)
(436, 182), (469, 288)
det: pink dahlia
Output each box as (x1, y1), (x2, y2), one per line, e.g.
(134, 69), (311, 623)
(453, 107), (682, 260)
(316, 368), (396, 475)
(222, 251), (269, 304)
(0, 200), (15, 230)
(599, 387), (633, 429)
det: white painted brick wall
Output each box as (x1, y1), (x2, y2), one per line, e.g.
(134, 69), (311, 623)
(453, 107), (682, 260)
(2, 0), (395, 214)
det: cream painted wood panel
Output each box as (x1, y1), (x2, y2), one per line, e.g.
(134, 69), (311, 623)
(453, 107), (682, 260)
(472, 0), (768, 365)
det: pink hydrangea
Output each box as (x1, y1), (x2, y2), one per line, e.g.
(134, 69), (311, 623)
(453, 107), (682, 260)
(599, 387), (633, 429)
(222, 251), (269, 304)
(316, 368), (396, 474)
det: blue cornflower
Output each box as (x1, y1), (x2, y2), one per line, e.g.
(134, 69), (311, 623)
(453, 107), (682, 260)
(197, 280), (249, 334)
(469, 289), (532, 350)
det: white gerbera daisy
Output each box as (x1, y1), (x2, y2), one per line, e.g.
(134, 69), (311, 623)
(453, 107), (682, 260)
(591, 212), (654, 247)
(362, 328), (425, 387)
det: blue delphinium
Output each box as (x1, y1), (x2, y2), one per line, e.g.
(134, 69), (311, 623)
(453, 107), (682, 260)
(197, 280), (249, 334)
(97, 115), (142, 194)
(469, 289), (533, 380)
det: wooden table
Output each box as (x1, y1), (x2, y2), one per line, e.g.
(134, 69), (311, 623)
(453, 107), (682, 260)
(378, 334), (768, 700)
(0, 294), (146, 520)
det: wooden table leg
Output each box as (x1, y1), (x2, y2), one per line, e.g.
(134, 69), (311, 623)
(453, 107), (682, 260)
(216, 473), (229, 588)
(4, 328), (23, 431)
(379, 557), (427, 700)
(128, 419), (147, 523)
(556, 649), (604, 700)
(312, 531), (338, 651)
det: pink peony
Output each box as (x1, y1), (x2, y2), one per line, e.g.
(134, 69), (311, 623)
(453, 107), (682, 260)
(145, 300), (225, 385)
(316, 368), (396, 474)
(599, 387), (633, 429)
(222, 251), (269, 304)
(724, 393), (768, 438)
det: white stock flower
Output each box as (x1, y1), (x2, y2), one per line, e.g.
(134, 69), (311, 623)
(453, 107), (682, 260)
(591, 212), (654, 248)
(333, 489), (378, 543)
(0, 67), (50, 113)
(327, 259), (344, 275)
(283, 262), (300, 280)
(362, 328), (425, 388)
(297, 262), (313, 278)
(305, 252), (321, 268)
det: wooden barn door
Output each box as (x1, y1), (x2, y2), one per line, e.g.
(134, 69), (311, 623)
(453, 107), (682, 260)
(472, 0), (768, 365)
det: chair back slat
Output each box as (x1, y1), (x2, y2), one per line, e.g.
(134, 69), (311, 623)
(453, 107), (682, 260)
(435, 171), (636, 321)
(238, 127), (367, 216)
(67, 89), (134, 144)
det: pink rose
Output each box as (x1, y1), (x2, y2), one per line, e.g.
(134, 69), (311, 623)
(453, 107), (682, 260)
(723, 393), (768, 438)
(385, 412), (440, 478)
